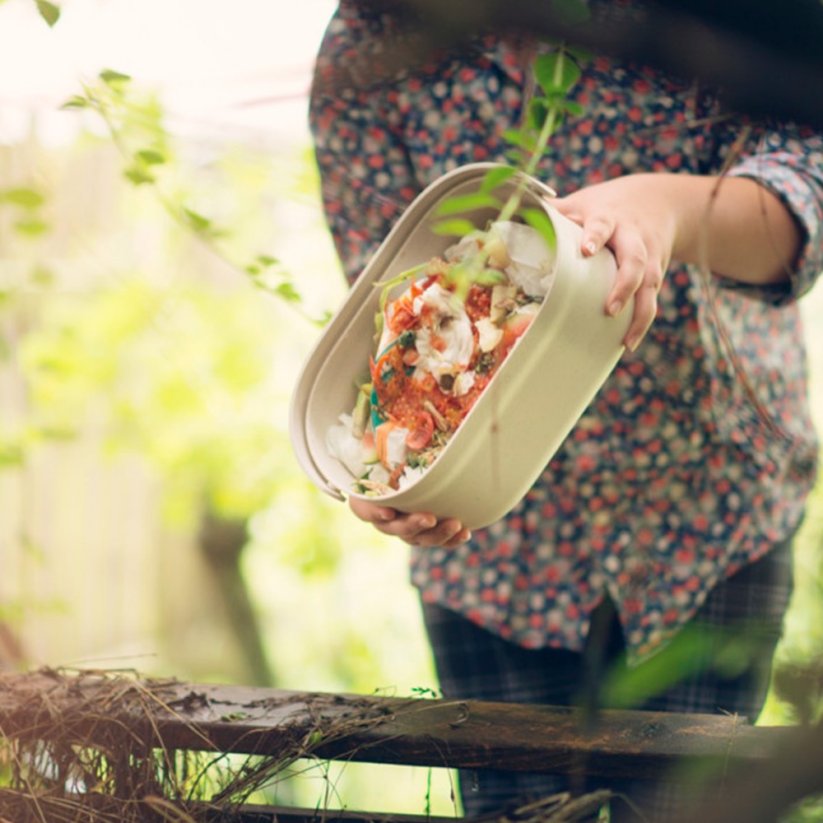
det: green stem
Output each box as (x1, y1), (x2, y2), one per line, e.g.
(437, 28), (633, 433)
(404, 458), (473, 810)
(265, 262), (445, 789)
(497, 48), (567, 223)
(376, 262), (428, 311)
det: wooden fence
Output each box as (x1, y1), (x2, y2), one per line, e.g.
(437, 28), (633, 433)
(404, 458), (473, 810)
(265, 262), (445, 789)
(0, 670), (821, 823)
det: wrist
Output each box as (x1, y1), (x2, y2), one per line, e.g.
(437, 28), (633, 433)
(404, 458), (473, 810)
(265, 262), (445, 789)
(668, 174), (799, 284)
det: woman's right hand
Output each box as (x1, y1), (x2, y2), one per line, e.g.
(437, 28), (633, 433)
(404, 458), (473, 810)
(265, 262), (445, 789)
(348, 497), (471, 548)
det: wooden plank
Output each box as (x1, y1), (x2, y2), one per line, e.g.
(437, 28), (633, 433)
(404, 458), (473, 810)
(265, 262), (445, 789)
(0, 670), (793, 781)
(194, 803), (458, 823)
(0, 792), (457, 823)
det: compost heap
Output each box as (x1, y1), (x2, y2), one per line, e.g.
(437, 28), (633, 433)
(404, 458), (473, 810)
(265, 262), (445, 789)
(327, 220), (557, 495)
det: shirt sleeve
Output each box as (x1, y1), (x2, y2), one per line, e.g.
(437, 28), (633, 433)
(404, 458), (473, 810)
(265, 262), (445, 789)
(725, 124), (823, 303)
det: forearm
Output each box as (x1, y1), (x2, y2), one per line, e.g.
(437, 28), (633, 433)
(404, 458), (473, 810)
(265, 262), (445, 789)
(554, 169), (807, 351)
(665, 173), (802, 286)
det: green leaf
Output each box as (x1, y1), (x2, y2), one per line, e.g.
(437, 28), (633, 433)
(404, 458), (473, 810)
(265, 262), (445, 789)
(431, 218), (477, 237)
(38, 427), (77, 442)
(502, 128), (536, 152)
(2, 187), (44, 209)
(314, 309), (333, 327)
(472, 269), (507, 286)
(123, 166), (155, 185)
(520, 208), (557, 251)
(99, 68), (132, 86)
(61, 95), (89, 110)
(0, 442), (24, 468)
(563, 100), (585, 117)
(534, 53), (559, 94)
(528, 97), (549, 131)
(182, 207), (212, 232)
(136, 149), (166, 166)
(256, 254), (278, 267)
(35, 0), (60, 26)
(14, 218), (49, 237)
(503, 147), (527, 165)
(480, 165), (517, 194)
(274, 282), (301, 302)
(544, 89), (570, 106)
(534, 51), (581, 96)
(434, 192), (501, 217)
(29, 265), (54, 287)
(448, 269), (473, 302)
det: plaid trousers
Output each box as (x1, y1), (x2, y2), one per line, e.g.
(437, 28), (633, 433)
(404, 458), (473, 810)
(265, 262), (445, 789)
(421, 540), (794, 821)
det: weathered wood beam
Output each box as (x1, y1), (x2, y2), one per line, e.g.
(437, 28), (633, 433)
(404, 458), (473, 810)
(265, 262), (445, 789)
(195, 802), (458, 823)
(0, 670), (795, 782)
(0, 791), (457, 823)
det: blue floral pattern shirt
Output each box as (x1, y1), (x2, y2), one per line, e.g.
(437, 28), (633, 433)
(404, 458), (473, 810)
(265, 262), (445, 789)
(310, 0), (823, 662)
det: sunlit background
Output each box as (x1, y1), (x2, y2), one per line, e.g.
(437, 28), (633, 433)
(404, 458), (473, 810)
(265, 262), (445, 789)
(1, 0), (822, 815)
(0, 0), (458, 811)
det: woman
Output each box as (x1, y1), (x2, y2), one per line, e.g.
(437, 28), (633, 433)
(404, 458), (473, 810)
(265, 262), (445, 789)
(309, 1), (823, 817)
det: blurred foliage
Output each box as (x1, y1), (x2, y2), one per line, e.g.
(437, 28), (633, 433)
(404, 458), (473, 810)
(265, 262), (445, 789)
(34, 0), (59, 26)
(766, 485), (823, 729)
(0, 0), (61, 25)
(19, 278), (290, 525)
(0, 185), (49, 237)
(1, 68), (336, 522)
(0, 53), (451, 810)
(62, 69), (323, 323)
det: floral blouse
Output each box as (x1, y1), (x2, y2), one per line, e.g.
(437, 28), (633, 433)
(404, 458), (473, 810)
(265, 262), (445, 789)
(309, 0), (823, 662)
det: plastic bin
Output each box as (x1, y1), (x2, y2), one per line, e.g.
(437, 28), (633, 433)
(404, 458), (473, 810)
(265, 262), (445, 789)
(289, 163), (632, 529)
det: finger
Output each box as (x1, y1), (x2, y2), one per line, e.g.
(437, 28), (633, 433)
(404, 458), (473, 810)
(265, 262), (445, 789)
(348, 499), (441, 544)
(409, 518), (467, 548)
(348, 496), (398, 525)
(380, 511), (440, 543)
(606, 242), (647, 317)
(622, 255), (665, 350)
(441, 528), (472, 548)
(580, 214), (617, 257)
(623, 279), (660, 352)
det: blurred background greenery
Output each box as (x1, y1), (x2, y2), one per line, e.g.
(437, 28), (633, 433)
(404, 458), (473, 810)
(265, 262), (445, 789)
(0, 0), (821, 816)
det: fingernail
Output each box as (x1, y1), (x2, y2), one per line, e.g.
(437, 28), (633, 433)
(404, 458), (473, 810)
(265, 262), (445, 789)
(608, 299), (623, 316)
(584, 240), (597, 256)
(625, 335), (639, 352)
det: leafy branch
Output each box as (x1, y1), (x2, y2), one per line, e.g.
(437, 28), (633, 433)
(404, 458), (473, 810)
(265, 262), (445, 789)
(62, 69), (329, 326)
(423, 44), (586, 299)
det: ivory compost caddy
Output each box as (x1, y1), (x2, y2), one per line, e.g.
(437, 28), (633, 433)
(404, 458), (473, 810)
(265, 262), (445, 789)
(289, 163), (632, 530)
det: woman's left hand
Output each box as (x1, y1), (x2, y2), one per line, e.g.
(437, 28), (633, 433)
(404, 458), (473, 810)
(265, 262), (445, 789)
(552, 170), (801, 352)
(552, 174), (678, 352)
